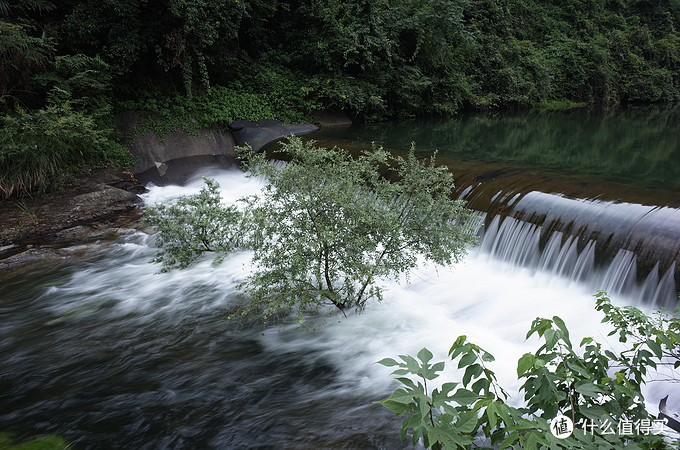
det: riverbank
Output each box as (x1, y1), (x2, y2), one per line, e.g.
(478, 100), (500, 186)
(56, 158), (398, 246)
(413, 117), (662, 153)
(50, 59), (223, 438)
(0, 114), (336, 271)
(0, 168), (144, 271)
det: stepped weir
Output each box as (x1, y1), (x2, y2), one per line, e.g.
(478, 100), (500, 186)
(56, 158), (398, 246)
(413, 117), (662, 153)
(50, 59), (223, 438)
(455, 166), (680, 308)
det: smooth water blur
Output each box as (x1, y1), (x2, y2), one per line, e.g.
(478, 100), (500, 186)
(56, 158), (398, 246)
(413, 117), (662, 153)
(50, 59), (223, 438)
(3, 107), (680, 447)
(305, 106), (680, 306)
(2, 168), (680, 448)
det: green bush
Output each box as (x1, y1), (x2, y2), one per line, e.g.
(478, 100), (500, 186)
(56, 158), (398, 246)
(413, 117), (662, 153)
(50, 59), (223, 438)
(145, 177), (245, 271)
(0, 20), (54, 108)
(146, 138), (478, 325)
(0, 103), (133, 198)
(118, 84), (293, 139)
(33, 54), (115, 120)
(0, 432), (69, 450)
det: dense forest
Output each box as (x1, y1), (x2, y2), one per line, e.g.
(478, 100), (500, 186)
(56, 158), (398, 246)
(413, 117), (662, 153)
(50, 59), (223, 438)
(2, 0), (680, 196)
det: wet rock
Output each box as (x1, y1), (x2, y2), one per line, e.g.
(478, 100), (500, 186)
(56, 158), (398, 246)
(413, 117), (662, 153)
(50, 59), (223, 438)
(231, 119), (319, 152)
(0, 177), (143, 271)
(0, 248), (66, 271)
(0, 244), (19, 259)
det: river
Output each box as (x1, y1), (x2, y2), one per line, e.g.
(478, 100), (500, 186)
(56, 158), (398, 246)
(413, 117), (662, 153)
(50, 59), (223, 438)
(1, 107), (679, 448)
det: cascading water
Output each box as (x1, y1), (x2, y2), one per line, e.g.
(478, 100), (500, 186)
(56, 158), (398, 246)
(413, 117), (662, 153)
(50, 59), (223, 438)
(466, 188), (680, 308)
(2, 166), (679, 448)
(306, 112), (680, 312)
(476, 211), (677, 307)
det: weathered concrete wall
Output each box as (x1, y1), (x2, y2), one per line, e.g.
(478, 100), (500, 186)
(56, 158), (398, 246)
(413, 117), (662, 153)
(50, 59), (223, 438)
(130, 128), (237, 176)
(116, 112), (239, 185)
(116, 113), (320, 185)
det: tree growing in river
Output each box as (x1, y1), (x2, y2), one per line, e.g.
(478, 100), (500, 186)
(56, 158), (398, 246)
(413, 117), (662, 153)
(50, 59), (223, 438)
(146, 138), (478, 324)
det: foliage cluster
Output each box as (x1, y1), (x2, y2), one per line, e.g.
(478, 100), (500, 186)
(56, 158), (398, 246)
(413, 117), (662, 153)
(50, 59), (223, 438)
(2, 0), (679, 196)
(236, 139), (478, 323)
(147, 178), (245, 270)
(253, 0), (680, 119)
(596, 290), (680, 376)
(0, 103), (133, 198)
(5, 0), (679, 123)
(0, 432), (69, 450)
(118, 86), (277, 138)
(0, 20), (53, 104)
(145, 138), (478, 325)
(0, 1), (134, 198)
(377, 292), (680, 449)
(117, 72), (318, 139)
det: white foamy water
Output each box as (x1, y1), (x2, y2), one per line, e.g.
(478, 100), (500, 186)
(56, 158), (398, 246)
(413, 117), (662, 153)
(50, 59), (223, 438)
(139, 169), (678, 408)
(3, 167), (678, 447)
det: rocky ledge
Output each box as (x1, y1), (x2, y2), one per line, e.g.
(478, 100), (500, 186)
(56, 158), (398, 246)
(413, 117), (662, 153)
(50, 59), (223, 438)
(0, 168), (144, 271)
(0, 112), (347, 272)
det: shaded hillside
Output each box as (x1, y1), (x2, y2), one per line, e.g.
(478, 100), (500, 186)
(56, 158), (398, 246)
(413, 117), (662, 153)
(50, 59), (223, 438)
(2, 0), (679, 196)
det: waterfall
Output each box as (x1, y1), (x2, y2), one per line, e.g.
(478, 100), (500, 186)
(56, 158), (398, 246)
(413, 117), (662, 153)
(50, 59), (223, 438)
(467, 188), (680, 308)
(3, 167), (680, 447)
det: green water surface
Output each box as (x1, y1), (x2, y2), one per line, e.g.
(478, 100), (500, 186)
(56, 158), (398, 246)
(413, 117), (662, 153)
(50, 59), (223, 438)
(310, 106), (680, 190)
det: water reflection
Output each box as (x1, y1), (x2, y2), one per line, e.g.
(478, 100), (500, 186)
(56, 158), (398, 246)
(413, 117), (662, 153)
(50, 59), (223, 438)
(304, 106), (680, 304)
(311, 106), (680, 189)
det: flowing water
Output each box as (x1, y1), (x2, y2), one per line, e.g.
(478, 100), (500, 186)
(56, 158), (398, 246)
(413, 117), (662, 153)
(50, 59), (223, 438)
(308, 106), (680, 308)
(1, 108), (679, 448)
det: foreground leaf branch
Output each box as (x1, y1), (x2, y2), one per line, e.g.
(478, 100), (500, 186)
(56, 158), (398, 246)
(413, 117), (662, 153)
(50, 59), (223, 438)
(377, 292), (680, 449)
(146, 137), (478, 325)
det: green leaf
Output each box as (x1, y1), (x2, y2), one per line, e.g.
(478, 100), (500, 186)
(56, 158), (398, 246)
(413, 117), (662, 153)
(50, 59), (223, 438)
(428, 426), (473, 448)
(533, 358), (546, 369)
(552, 315), (571, 345)
(471, 377), (490, 395)
(499, 430), (520, 449)
(646, 339), (663, 358)
(526, 317), (551, 339)
(377, 357), (400, 367)
(399, 354), (421, 373)
(482, 351), (495, 362)
(431, 361), (446, 373)
(417, 347), (434, 365)
(455, 410), (479, 434)
(417, 394), (430, 420)
(463, 363), (483, 386)
(451, 388), (480, 405)
(450, 342), (471, 360)
(517, 353), (536, 377)
(486, 401), (500, 429)
(579, 405), (607, 421)
(655, 332), (674, 348)
(458, 352), (477, 369)
(375, 399), (412, 415)
(544, 328), (558, 350)
(396, 377), (417, 390)
(574, 381), (606, 398)
(566, 361), (589, 377)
